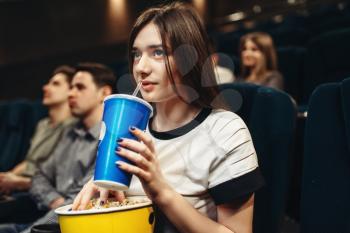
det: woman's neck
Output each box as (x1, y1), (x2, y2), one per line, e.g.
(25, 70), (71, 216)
(246, 68), (267, 83)
(152, 99), (201, 132)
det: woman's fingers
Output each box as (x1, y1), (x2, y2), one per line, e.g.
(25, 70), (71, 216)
(116, 147), (150, 169)
(117, 137), (154, 162)
(112, 191), (126, 202)
(116, 161), (150, 181)
(72, 189), (83, 210)
(72, 179), (99, 210)
(77, 185), (96, 210)
(99, 188), (109, 205)
(72, 179), (124, 211)
(130, 127), (155, 153)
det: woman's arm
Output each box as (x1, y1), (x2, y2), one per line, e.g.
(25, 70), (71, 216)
(152, 188), (254, 233)
(217, 194), (254, 233)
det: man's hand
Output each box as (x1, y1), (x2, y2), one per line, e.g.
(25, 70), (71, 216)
(49, 197), (65, 209)
(0, 172), (31, 195)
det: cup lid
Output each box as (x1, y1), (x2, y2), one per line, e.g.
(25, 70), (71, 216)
(104, 94), (153, 117)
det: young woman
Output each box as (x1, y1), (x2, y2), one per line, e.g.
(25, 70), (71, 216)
(239, 32), (284, 90)
(73, 3), (264, 233)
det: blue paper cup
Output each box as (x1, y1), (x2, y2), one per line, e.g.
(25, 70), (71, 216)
(94, 94), (153, 191)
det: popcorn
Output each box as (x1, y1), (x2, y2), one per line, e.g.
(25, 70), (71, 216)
(86, 198), (148, 210)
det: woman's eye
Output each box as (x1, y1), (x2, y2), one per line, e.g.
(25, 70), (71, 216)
(132, 51), (141, 60)
(153, 49), (165, 57)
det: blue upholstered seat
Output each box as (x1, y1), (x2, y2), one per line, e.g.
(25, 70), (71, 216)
(218, 83), (296, 233)
(300, 77), (350, 233)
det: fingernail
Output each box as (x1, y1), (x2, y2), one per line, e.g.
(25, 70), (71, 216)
(100, 200), (105, 206)
(116, 147), (121, 152)
(116, 161), (122, 166)
(117, 138), (123, 143)
(130, 126), (136, 131)
(68, 208), (72, 211)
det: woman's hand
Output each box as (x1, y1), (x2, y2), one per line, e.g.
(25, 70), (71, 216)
(116, 126), (172, 204)
(72, 179), (125, 210)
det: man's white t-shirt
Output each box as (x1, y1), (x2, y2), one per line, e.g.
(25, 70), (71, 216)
(126, 108), (264, 232)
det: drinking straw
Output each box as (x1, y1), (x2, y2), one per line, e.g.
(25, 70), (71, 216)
(132, 81), (142, 96)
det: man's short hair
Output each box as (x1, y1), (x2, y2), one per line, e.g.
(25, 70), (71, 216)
(52, 65), (76, 83)
(75, 62), (117, 93)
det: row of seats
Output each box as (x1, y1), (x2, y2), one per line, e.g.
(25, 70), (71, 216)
(209, 1), (350, 107)
(300, 77), (350, 233)
(0, 78), (348, 232)
(216, 27), (350, 107)
(218, 83), (296, 233)
(211, 2), (350, 55)
(219, 77), (350, 232)
(0, 100), (47, 172)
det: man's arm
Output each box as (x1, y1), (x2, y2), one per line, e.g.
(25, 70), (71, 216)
(30, 150), (63, 209)
(10, 161), (27, 175)
(64, 163), (95, 204)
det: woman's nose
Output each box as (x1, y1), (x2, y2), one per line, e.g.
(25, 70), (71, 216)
(134, 55), (151, 76)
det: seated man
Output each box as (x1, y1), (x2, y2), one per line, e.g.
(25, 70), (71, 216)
(0, 62), (116, 233)
(0, 65), (76, 195)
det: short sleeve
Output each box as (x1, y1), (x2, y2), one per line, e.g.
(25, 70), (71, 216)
(207, 114), (264, 205)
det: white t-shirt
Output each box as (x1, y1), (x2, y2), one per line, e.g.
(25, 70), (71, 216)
(126, 108), (264, 232)
(214, 65), (236, 84)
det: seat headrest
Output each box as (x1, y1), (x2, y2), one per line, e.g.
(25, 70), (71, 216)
(6, 101), (30, 129)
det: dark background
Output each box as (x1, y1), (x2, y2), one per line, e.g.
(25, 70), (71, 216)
(0, 0), (346, 100)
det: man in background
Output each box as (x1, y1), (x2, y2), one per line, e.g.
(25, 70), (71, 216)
(0, 65), (76, 195)
(0, 62), (116, 233)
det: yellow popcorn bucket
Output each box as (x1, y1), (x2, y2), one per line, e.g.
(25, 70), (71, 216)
(55, 197), (154, 233)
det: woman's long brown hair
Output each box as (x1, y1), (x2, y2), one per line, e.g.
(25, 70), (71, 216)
(239, 32), (278, 82)
(128, 2), (221, 109)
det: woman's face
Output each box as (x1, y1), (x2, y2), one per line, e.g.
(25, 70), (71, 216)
(132, 23), (180, 103)
(241, 39), (264, 69)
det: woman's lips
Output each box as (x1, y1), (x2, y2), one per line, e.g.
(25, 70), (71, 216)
(141, 81), (156, 91)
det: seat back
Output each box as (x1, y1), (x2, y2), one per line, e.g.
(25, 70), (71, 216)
(303, 28), (350, 104)
(277, 46), (306, 103)
(0, 102), (9, 145)
(300, 78), (350, 233)
(0, 100), (47, 171)
(218, 83), (296, 233)
(218, 83), (260, 123)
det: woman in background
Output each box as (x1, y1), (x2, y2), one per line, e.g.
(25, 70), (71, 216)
(239, 32), (284, 90)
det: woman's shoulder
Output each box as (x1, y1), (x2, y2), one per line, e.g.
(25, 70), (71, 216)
(266, 70), (283, 79)
(205, 109), (249, 135)
(264, 70), (284, 90)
